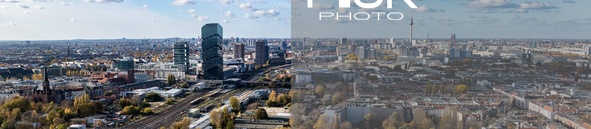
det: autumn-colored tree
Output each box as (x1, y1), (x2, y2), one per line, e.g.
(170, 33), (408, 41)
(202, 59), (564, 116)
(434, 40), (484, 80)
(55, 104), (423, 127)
(455, 84), (468, 94)
(32, 74), (43, 80)
(346, 54), (358, 60)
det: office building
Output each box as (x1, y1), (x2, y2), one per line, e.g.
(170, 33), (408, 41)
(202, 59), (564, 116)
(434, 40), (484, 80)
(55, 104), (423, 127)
(234, 43), (245, 59)
(174, 41), (190, 72)
(201, 23), (224, 80)
(255, 40), (269, 65)
(451, 33), (456, 49)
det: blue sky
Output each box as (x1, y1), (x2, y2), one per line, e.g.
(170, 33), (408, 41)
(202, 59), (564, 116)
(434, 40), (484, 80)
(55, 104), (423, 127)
(0, 0), (291, 40)
(1, 0), (590, 40)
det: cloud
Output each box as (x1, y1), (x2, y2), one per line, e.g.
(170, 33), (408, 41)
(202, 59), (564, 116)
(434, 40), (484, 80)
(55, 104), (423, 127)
(218, 0), (233, 5)
(519, 2), (556, 10)
(142, 5), (149, 8)
(187, 9), (196, 13)
(254, 8), (280, 18)
(222, 19), (229, 23)
(562, 0), (575, 3)
(415, 5), (445, 13)
(172, 0), (195, 6)
(239, 3), (254, 11)
(0, 6), (7, 9)
(0, 22), (16, 27)
(197, 16), (209, 22)
(250, 0), (264, 3)
(190, 14), (197, 18)
(84, 0), (124, 3)
(70, 18), (77, 23)
(34, 5), (44, 9)
(311, 2), (334, 10)
(244, 13), (258, 19)
(0, 0), (19, 3)
(60, 2), (74, 6)
(225, 11), (236, 18)
(23, 11), (32, 15)
(15, 3), (29, 8)
(468, 0), (517, 9)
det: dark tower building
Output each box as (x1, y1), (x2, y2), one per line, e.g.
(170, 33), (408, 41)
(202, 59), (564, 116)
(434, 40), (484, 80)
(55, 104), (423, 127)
(255, 40), (269, 65)
(233, 43), (245, 59)
(451, 33), (456, 49)
(201, 23), (224, 80)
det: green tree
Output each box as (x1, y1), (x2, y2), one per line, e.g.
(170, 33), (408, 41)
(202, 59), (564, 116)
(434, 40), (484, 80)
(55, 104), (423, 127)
(165, 98), (174, 105)
(141, 108), (153, 115)
(121, 106), (140, 115)
(118, 98), (133, 108)
(424, 83), (432, 94)
(230, 97), (240, 113)
(167, 74), (176, 85)
(145, 92), (163, 102)
(455, 84), (468, 94)
(179, 82), (189, 88)
(254, 108), (268, 120)
(383, 112), (402, 129)
(3, 96), (32, 112)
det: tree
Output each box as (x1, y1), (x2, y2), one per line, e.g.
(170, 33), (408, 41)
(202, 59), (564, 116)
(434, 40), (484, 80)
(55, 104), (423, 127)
(364, 114), (372, 129)
(424, 83), (432, 94)
(165, 98), (174, 105)
(463, 58), (473, 67)
(118, 98), (133, 108)
(3, 96), (32, 112)
(210, 110), (223, 128)
(455, 84), (468, 94)
(141, 108), (153, 115)
(120, 106), (140, 115)
(167, 74), (176, 85)
(254, 108), (268, 120)
(417, 118), (434, 129)
(230, 97), (240, 113)
(383, 112), (402, 129)
(332, 67), (340, 71)
(346, 54), (358, 60)
(269, 90), (277, 102)
(145, 92), (163, 102)
(103, 91), (114, 96)
(332, 93), (343, 105)
(180, 82), (189, 88)
(315, 86), (325, 96)
(32, 74), (43, 80)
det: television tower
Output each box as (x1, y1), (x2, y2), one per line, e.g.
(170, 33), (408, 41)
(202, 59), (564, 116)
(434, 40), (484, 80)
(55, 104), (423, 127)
(409, 10), (414, 46)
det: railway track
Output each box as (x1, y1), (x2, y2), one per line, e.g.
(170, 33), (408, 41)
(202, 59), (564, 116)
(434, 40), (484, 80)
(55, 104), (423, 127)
(125, 92), (206, 128)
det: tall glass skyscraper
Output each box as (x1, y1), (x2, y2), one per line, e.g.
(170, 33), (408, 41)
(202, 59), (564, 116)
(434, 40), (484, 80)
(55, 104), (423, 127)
(201, 23), (223, 80)
(174, 41), (189, 73)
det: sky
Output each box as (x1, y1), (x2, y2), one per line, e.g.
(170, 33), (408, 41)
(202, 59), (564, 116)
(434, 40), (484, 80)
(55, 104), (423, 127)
(1, 0), (590, 40)
(291, 0), (591, 39)
(0, 0), (291, 40)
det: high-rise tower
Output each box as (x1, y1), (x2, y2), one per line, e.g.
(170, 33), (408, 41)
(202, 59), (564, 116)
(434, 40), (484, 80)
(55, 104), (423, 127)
(174, 41), (189, 73)
(451, 33), (456, 49)
(409, 10), (414, 46)
(201, 23), (224, 80)
(255, 40), (269, 65)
